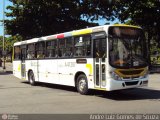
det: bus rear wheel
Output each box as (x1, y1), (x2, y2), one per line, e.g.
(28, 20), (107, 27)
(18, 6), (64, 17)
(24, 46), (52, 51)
(28, 71), (36, 86)
(77, 74), (89, 95)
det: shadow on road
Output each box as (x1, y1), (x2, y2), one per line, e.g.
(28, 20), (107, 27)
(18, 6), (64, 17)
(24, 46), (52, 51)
(89, 88), (160, 101)
(21, 81), (160, 101)
(21, 81), (77, 92)
(0, 71), (13, 75)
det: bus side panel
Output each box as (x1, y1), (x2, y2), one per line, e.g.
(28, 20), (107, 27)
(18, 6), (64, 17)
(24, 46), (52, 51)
(25, 60), (39, 82)
(58, 59), (76, 86)
(45, 59), (59, 84)
(37, 59), (59, 84)
(86, 58), (94, 89)
(75, 58), (94, 89)
(13, 60), (22, 79)
(37, 60), (46, 82)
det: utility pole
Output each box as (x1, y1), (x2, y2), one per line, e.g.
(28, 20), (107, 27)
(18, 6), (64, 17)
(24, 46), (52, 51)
(3, 0), (6, 70)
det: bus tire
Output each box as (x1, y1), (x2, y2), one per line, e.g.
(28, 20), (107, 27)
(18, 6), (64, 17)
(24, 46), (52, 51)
(28, 71), (36, 86)
(77, 74), (89, 95)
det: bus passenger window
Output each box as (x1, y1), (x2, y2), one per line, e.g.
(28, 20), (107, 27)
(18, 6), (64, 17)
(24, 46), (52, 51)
(46, 40), (57, 58)
(65, 38), (73, 57)
(27, 44), (35, 59)
(14, 46), (21, 60)
(58, 49), (62, 57)
(37, 51), (45, 58)
(74, 35), (91, 57)
(58, 39), (65, 57)
(74, 36), (85, 57)
(84, 35), (91, 56)
(36, 42), (45, 59)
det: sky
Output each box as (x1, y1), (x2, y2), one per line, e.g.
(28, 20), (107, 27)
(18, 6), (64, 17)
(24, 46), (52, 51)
(0, 0), (13, 36)
(0, 0), (119, 36)
(0, 0), (4, 36)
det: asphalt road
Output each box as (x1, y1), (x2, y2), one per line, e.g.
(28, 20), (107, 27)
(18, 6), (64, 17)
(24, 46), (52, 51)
(0, 63), (160, 114)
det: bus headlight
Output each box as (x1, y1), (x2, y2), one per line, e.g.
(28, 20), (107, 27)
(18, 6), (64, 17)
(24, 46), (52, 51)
(140, 70), (149, 79)
(143, 72), (148, 78)
(110, 71), (122, 81)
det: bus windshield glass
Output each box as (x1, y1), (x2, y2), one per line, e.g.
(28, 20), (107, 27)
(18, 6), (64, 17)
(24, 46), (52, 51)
(109, 26), (148, 68)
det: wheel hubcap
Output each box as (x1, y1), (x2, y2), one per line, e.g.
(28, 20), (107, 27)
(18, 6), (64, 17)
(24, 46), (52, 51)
(79, 79), (86, 92)
(30, 73), (34, 83)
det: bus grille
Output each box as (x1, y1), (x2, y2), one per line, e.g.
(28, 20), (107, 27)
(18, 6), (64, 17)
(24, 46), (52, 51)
(125, 81), (139, 86)
(122, 76), (139, 79)
(119, 70), (143, 75)
(115, 68), (147, 79)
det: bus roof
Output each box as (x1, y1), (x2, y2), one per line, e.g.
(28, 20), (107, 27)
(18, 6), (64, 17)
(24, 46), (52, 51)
(14, 24), (141, 46)
(113, 24), (141, 29)
(14, 38), (39, 46)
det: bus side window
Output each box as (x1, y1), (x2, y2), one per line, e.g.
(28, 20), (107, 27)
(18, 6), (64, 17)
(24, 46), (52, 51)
(74, 36), (84, 57)
(46, 40), (57, 58)
(84, 35), (91, 56)
(74, 35), (91, 57)
(14, 46), (21, 60)
(58, 39), (65, 57)
(65, 37), (73, 57)
(21, 46), (27, 60)
(27, 44), (35, 59)
(36, 42), (45, 59)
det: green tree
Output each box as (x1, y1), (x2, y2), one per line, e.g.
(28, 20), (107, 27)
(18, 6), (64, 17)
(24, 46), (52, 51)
(5, 0), (99, 40)
(5, 0), (160, 65)
(98, 0), (160, 66)
(0, 35), (22, 60)
(5, 35), (22, 54)
(119, 0), (160, 66)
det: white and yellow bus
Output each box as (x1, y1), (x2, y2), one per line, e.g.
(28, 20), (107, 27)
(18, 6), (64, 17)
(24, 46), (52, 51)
(13, 24), (149, 94)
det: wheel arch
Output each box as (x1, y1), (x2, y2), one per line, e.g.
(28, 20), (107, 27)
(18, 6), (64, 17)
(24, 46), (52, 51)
(27, 69), (33, 80)
(74, 71), (86, 87)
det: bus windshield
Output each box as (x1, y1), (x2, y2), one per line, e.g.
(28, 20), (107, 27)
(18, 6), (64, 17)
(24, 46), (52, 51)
(109, 27), (148, 68)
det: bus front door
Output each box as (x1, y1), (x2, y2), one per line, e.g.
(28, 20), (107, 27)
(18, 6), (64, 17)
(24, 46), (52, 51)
(94, 38), (106, 89)
(21, 46), (26, 79)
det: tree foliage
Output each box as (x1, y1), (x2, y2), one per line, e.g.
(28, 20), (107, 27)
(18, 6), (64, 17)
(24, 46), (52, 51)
(5, 0), (119, 40)
(4, 0), (160, 64)
(5, 0), (100, 39)
(5, 0), (160, 39)
(112, 0), (160, 42)
(0, 35), (22, 58)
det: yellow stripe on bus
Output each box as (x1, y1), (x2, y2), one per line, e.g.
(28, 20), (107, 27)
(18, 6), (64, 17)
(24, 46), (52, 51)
(18, 64), (21, 71)
(113, 24), (141, 28)
(94, 87), (106, 91)
(72, 29), (92, 36)
(86, 64), (92, 74)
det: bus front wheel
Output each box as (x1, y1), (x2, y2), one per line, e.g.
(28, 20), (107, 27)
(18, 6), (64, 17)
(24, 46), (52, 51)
(28, 71), (36, 86)
(77, 74), (89, 95)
